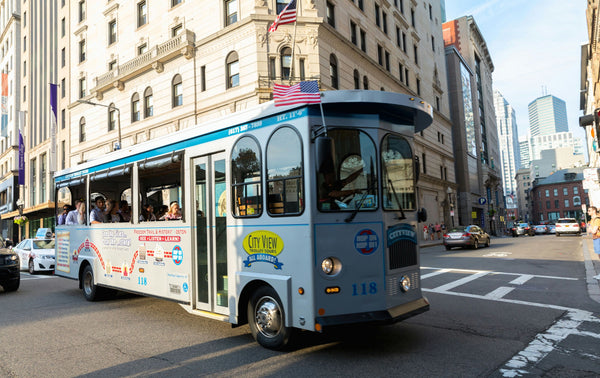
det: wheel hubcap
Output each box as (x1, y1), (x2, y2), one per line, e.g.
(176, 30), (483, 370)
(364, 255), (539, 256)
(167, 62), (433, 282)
(255, 296), (282, 338)
(83, 271), (93, 296)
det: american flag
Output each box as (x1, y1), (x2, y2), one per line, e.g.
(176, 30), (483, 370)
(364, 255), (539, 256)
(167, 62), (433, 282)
(268, 0), (297, 32)
(273, 81), (321, 106)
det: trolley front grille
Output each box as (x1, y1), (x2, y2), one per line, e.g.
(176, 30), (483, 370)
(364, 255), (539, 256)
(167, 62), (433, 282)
(388, 238), (417, 270)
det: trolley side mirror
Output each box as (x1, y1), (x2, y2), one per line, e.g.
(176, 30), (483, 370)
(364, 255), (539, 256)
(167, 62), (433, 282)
(316, 136), (335, 175)
(417, 208), (427, 223)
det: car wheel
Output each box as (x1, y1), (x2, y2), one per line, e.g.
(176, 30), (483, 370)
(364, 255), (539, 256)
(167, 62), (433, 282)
(556, 233), (560, 237)
(28, 259), (36, 274)
(2, 277), (19, 292)
(472, 239), (479, 249)
(485, 238), (490, 247)
(248, 286), (292, 350)
(445, 246), (452, 251)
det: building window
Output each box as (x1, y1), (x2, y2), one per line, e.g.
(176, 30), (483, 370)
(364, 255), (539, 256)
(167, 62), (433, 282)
(79, 39), (86, 62)
(413, 44), (418, 65)
(61, 109), (65, 129)
(326, 1), (335, 27)
(573, 196), (581, 206)
(78, 0), (86, 23)
(30, 158), (36, 205)
(422, 153), (427, 174)
(79, 78), (86, 98)
(299, 58), (305, 80)
(358, 29), (366, 53)
(100, 103), (114, 132)
(137, 1), (147, 27)
(574, 186), (579, 195)
(138, 43), (147, 55)
(431, 35), (435, 51)
(429, 4), (433, 19)
(436, 96), (440, 111)
(225, 0), (237, 26)
(61, 140), (66, 170)
(398, 63), (404, 82)
(172, 24), (183, 37)
(144, 87), (153, 118)
(377, 45), (383, 65)
(200, 65), (206, 91)
(353, 69), (360, 89)
(545, 189), (549, 197)
(563, 187), (568, 195)
(276, 0), (290, 13)
(61, 17), (65, 37)
(226, 51), (239, 89)
(280, 47), (291, 80)
(363, 76), (369, 90)
(108, 20), (117, 45)
(131, 93), (141, 122)
(41, 153), (47, 202)
(61, 78), (66, 98)
(358, 0), (363, 11)
(23, 36), (26, 51)
(416, 78), (421, 95)
(546, 201), (550, 209)
(351, 21), (357, 45)
(172, 74), (183, 107)
(23, 85), (26, 101)
(79, 117), (86, 142)
(269, 57), (276, 79)
(61, 48), (65, 67)
(411, 8), (415, 27)
(402, 32), (407, 53)
(385, 51), (390, 71)
(329, 54), (338, 89)
(553, 188), (558, 196)
(108, 60), (117, 71)
(172, 0), (182, 7)
(382, 12), (387, 34)
(554, 200), (559, 208)
(375, 3), (380, 27)
(564, 199), (569, 207)
(232, 136), (263, 217)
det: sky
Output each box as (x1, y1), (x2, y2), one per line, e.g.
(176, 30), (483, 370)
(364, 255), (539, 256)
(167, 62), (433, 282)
(444, 0), (588, 145)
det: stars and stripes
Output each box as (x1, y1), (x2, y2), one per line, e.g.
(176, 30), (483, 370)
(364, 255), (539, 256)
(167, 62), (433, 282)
(268, 0), (297, 32)
(273, 80), (321, 106)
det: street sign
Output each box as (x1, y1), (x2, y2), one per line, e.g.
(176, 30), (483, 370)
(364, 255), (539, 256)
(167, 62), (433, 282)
(478, 197), (487, 205)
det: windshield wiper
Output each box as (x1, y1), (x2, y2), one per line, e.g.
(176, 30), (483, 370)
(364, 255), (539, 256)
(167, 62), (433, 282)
(388, 178), (406, 220)
(345, 190), (369, 223)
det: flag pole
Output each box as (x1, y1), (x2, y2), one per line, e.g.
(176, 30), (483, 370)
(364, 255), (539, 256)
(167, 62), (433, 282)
(318, 93), (327, 136)
(289, 0), (299, 85)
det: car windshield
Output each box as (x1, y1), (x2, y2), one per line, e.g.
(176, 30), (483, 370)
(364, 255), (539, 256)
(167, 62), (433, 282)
(32, 239), (55, 249)
(448, 227), (468, 233)
(519, 223), (528, 227)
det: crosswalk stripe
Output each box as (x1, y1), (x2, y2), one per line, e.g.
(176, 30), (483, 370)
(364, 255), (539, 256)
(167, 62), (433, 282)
(485, 286), (514, 299)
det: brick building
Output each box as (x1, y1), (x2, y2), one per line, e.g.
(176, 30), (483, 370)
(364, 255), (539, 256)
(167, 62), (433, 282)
(530, 168), (588, 223)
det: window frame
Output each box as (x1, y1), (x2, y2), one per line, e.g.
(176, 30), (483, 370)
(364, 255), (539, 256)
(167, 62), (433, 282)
(231, 135), (263, 218)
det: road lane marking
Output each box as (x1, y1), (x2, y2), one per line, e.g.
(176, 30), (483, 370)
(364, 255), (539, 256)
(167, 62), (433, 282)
(432, 271), (489, 291)
(509, 274), (534, 285)
(420, 268), (451, 279)
(485, 286), (515, 299)
(421, 267), (578, 281)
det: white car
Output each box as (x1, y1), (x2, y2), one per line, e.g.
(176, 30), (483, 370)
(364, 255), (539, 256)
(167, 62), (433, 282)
(14, 238), (56, 274)
(555, 218), (581, 237)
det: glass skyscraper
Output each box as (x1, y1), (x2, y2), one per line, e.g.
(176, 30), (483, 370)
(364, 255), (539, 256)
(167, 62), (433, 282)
(527, 95), (568, 136)
(494, 91), (520, 202)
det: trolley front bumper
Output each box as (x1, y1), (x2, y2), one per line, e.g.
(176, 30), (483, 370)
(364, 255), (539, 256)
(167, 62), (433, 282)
(315, 297), (430, 330)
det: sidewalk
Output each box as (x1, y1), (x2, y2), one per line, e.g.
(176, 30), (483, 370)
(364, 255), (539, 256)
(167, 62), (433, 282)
(582, 236), (600, 304)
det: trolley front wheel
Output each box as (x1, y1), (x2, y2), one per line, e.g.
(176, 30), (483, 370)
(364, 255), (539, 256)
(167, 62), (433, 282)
(248, 286), (292, 350)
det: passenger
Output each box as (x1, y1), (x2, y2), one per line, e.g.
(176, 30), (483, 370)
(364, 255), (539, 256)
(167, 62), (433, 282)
(119, 200), (132, 222)
(139, 203), (157, 222)
(90, 196), (106, 224)
(105, 200), (124, 223)
(57, 205), (70, 225)
(160, 201), (182, 220)
(66, 200), (83, 225)
(77, 202), (87, 224)
(155, 205), (168, 220)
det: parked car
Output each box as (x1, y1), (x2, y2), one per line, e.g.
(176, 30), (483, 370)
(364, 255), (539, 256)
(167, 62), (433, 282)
(547, 224), (556, 234)
(0, 237), (19, 292)
(443, 225), (491, 250)
(533, 224), (548, 234)
(511, 222), (535, 237)
(555, 218), (581, 237)
(14, 238), (55, 274)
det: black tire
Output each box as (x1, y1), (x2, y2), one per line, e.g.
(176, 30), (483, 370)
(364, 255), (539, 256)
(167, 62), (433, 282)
(485, 238), (490, 247)
(2, 277), (19, 292)
(556, 233), (560, 237)
(81, 264), (102, 301)
(28, 259), (36, 274)
(445, 246), (452, 251)
(248, 286), (292, 350)
(472, 239), (479, 249)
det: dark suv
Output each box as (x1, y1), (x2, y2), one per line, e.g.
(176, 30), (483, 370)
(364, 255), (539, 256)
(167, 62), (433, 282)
(0, 237), (19, 292)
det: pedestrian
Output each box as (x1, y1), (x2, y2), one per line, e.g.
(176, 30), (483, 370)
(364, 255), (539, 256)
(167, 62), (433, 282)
(429, 223), (434, 240)
(587, 206), (600, 280)
(441, 222), (446, 235)
(423, 224), (428, 240)
(435, 222), (441, 240)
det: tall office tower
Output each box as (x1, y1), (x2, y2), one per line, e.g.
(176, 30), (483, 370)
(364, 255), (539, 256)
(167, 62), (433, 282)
(494, 90), (520, 204)
(519, 135), (531, 168)
(528, 94), (568, 137)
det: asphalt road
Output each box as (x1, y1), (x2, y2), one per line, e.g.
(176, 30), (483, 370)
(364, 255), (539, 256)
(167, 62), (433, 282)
(1, 234), (599, 377)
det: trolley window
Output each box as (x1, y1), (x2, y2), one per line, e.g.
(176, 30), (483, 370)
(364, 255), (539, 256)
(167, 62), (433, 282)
(231, 136), (262, 217)
(266, 126), (304, 215)
(138, 153), (183, 221)
(317, 129), (378, 211)
(381, 134), (415, 211)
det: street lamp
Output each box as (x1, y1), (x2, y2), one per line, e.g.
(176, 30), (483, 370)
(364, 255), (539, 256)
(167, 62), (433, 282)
(77, 99), (121, 150)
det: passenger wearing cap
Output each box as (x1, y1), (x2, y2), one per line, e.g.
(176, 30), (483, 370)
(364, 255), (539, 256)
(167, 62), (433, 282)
(90, 196), (106, 224)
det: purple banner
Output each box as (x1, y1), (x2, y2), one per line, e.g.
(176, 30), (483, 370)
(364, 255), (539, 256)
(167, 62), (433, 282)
(18, 131), (24, 185)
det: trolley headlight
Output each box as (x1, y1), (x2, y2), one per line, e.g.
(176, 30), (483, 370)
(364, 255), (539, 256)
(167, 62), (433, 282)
(400, 275), (411, 292)
(321, 257), (342, 276)
(321, 258), (334, 274)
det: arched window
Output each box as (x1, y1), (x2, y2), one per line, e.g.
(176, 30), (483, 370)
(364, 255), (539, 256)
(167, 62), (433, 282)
(108, 103), (116, 131)
(329, 54), (338, 89)
(144, 87), (153, 118)
(172, 74), (183, 107)
(79, 117), (86, 142)
(573, 196), (581, 206)
(280, 47), (292, 80)
(363, 76), (369, 90)
(226, 51), (239, 89)
(353, 69), (360, 89)
(266, 127), (303, 215)
(231, 136), (262, 217)
(131, 93), (140, 122)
